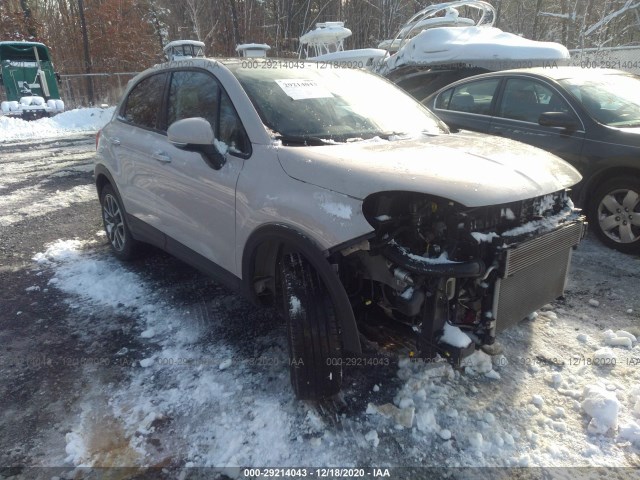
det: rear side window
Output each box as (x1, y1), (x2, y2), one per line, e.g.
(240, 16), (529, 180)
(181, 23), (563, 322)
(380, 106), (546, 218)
(122, 73), (167, 130)
(436, 78), (500, 115)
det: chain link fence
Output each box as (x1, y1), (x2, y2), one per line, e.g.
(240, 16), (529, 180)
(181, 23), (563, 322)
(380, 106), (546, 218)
(58, 72), (139, 108)
(569, 46), (640, 74)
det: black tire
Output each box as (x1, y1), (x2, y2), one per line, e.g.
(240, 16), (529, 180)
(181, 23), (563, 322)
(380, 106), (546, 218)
(100, 184), (139, 260)
(589, 177), (640, 254)
(279, 250), (342, 400)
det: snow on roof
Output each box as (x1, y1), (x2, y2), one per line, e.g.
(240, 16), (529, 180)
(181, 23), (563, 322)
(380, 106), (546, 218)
(396, 9), (476, 38)
(235, 43), (271, 52)
(299, 23), (352, 45)
(383, 26), (570, 72)
(0, 41), (48, 47)
(309, 48), (388, 64)
(163, 40), (206, 52)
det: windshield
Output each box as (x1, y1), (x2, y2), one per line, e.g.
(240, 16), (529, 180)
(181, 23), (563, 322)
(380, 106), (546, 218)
(559, 73), (640, 128)
(231, 63), (446, 142)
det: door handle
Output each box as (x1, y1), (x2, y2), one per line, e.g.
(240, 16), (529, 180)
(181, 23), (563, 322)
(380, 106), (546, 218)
(110, 137), (121, 146)
(152, 151), (171, 163)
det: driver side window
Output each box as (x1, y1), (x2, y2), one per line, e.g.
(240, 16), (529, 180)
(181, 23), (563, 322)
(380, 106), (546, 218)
(168, 70), (219, 128)
(168, 69), (251, 156)
(497, 78), (573, 124)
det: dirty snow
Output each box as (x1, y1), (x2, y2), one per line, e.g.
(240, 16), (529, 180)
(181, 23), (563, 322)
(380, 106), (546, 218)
(2, 113), (638, 471)
(24, 231), (640, 470)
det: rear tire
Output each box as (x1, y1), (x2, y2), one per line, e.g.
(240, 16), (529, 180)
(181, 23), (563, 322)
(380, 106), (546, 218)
(279, 249), (342, 400)
(589, 177), (640, 254)
(100, 184), (139, 260)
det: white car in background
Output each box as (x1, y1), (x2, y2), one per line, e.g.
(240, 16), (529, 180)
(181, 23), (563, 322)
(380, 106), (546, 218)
(95, 58), (586, 400)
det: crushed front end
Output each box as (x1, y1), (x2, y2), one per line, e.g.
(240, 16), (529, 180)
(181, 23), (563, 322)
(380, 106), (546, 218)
(339, 189), (587, 364)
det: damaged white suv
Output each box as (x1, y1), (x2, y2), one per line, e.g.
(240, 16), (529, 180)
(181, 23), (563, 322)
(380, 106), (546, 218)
(95, 58), (586, 400)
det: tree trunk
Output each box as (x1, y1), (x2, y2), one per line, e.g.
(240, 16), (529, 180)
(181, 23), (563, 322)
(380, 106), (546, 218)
(77, 0), (94, 105)
(228, 0), (242, 47)
(19, 0), (38, 39)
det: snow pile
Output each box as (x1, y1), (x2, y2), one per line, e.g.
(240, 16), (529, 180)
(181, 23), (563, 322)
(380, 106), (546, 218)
(581, 385), (620, 434)
(383, 26), (570, 71)
(34, 239), (148, 310)
(461, 349), (500, 379)
(441, 322), (472, 348)
(0, 107), (114, 142)
(603, 329), (637, 349)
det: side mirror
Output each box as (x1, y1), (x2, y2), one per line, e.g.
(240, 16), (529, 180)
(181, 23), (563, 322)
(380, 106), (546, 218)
(168, 117), (226, 170)
(538, 111), (580, 131)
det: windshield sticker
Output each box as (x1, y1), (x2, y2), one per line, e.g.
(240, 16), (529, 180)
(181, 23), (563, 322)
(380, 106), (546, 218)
(275, 79), (333, 100)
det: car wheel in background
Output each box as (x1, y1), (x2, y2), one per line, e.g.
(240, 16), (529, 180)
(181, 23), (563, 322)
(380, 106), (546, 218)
(279, 249), (343, 400)
(100, 184), (139, 260)
(590, 177), (640, 254)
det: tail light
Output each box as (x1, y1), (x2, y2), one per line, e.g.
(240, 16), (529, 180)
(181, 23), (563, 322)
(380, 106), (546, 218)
(96, 129), (101, 150)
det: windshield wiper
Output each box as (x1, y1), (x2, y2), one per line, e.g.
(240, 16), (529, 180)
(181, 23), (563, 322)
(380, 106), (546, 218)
(377, 131), (408, 140)
(275, 135), (330, 146)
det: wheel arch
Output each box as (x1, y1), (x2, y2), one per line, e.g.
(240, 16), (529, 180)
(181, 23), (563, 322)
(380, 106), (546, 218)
(94, 164), (119, 199)
(581, 166), (640, 210)
(242, 223), (361, 355)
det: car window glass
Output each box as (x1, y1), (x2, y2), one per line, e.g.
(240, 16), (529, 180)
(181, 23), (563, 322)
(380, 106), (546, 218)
(498, 78), (572, 123)
(560, 74), (640, 127)
(435, 88), (453, 110)
(219, 90), (250, 155)
(442, 78), (500, 115)
(232, 66), (445, 141)
(122, 73), (166, 129)
(168, 70), (219, 129)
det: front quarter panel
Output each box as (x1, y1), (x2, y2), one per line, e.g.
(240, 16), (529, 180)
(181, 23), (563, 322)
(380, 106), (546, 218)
(235, 144), (373, 275)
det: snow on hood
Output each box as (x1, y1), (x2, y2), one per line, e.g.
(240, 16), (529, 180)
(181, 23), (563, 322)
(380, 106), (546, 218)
(383, 26), (570, 72)
(0, 107), (115, 142)
(276, 131), (581, 207)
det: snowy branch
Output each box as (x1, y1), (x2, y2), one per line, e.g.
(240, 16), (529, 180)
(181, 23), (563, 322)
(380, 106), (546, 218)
(584, 1), (640, 36)
(538, 12), (572, 20)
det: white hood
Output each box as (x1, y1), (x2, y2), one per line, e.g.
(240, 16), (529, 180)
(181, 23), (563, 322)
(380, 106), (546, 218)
(276, 131), (581, 207)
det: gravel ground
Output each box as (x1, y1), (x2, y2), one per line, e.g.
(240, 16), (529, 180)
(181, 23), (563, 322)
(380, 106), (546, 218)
(1, 135), (639, 479)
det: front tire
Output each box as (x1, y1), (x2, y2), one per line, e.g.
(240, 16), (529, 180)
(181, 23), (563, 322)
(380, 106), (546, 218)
(589, 177), (640, 254)
(279, 250), (342, 400)
(100, 184), (139, 260)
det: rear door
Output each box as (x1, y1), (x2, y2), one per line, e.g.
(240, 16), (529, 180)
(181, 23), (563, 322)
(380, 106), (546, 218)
(107, 72), (169, 231)
(489, 76), (585, 165)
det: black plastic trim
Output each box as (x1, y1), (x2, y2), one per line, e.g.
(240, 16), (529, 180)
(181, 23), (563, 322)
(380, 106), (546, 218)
(383, 242), (486, 278)
(126, 214), (165, 249)
(243, 224), (362, 354)
(165, 236), (242, 292)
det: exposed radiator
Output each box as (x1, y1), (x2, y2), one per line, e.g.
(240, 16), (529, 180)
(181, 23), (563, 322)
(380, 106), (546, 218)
(492, 220), (585, 332)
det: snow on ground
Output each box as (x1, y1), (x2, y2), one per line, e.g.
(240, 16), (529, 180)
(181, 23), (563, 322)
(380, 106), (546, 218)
(0, 137), (97, 226)
(0, 184), (95, 227)
(0, 107), (114, 142)
(30, 236), (640, 471)
(34, 239), (353, 470)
